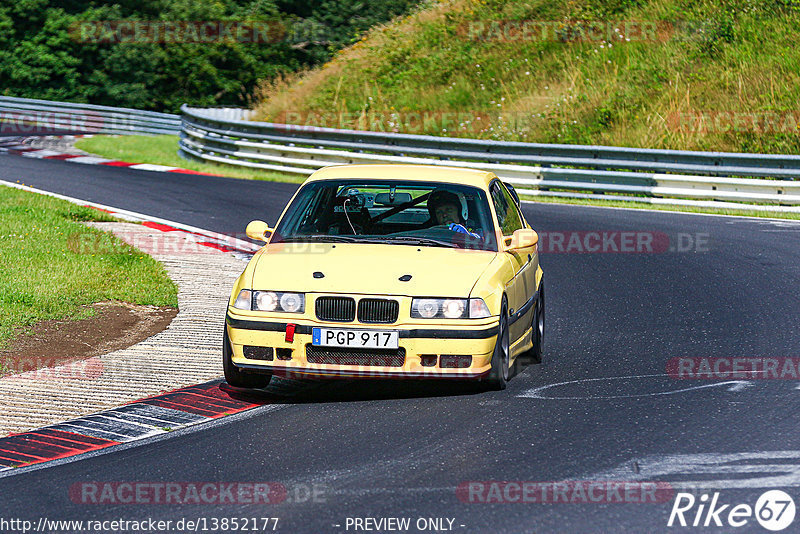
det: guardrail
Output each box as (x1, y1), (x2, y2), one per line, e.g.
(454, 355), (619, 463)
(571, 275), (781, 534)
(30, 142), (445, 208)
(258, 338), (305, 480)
(180, 106), (800, 211)
(0, 96), (180, 136)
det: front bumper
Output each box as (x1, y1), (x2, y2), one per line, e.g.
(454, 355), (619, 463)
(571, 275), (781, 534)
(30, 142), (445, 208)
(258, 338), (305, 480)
(226, 311), (498, 379)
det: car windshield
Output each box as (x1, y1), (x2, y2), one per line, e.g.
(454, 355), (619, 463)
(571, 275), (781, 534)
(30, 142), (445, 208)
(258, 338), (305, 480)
(272, 179), (498, 251)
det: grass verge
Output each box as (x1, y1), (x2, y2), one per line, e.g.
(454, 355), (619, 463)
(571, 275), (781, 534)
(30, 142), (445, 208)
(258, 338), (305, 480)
(254, 0), (800, 154)
(74, 135), (308, 183)
(0, 186), (179, 351)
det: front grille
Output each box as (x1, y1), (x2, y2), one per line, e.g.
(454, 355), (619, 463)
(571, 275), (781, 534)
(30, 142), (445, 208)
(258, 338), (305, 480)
(306, 345), (406, 367)
(357, 299), (399, 324)
(315, 297), (356, 322)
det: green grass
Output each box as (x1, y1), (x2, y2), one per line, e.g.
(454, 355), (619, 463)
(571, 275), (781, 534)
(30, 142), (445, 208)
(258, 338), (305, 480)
(75, 135), (308, 183)
(0, 186), (179, 350)
(255, 0), (800, 155)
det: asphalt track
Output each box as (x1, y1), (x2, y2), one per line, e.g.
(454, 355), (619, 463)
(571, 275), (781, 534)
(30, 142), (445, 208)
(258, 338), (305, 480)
(2, 153), (800, 532)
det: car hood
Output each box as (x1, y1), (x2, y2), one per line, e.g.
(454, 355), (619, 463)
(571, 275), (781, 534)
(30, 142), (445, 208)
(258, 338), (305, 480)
(250, 242), (497, 297)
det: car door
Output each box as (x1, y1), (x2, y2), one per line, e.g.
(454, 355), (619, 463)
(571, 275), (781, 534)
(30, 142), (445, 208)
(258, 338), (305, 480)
(489, 180), (529, 345)
(504, 182), (539, 315)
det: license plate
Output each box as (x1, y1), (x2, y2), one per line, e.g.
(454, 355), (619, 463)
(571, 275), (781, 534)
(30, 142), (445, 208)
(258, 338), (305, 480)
(312, 328), (399, 349)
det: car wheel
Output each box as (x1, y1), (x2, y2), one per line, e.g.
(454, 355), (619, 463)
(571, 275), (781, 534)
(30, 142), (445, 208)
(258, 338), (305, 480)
(529, 280), (545, 364)
(485, 296), (510, 390)
(222, 326), (272, 389)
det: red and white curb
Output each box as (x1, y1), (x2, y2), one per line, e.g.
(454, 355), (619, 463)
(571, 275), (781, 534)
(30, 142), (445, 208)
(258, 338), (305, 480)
(0, 378), (315, 474)
(0, 178), (260, 259)
(0, 137), (221, 176)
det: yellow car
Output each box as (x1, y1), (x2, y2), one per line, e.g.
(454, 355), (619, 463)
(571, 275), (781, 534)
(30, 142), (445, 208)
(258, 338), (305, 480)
(223, 164), (544, 390)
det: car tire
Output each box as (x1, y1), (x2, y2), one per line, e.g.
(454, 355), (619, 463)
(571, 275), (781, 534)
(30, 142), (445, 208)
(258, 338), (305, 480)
(485, 296), (510, 391)
(529, 280), (545, 364)
(222, 326), (272, 389)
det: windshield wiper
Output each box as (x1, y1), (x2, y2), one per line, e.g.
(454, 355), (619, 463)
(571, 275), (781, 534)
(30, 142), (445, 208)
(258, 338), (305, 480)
(278, 235), (365, 243)
(379, 236), (458, 248)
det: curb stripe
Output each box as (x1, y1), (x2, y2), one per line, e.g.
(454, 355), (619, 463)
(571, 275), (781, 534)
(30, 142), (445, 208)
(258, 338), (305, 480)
(22, 149), (63, 158)
(0, 450), (52, 463)
(65, 156), (114, 164)
(198, 241), (238, 253)
(17, 436), (86, 454)
(168, 168), (221, 176)
(142, 221), (180, 232)
(44, 154), (82, 160)
(0, 441), (71, 459)
(99, 160), (136, 167)
(32, 429), (118, 446)
(128, 163), (180, 172)
(0, 378), (317, 474)
(0, 136), (225, 177)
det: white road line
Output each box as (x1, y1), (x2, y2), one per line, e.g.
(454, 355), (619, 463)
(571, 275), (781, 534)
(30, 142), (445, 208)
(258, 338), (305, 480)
(589, 451), (800, 489)
(518, 374), (753, 399)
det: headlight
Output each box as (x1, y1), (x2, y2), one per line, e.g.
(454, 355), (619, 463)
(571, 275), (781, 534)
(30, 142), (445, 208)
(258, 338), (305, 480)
(233, 290), (305, 313)
(254, 291), (278, 311)
(411, 298), (491, 319)
(414, 299), (440, 319)
(442, 299), (465, 319)
(279, 292), (304, 313)
(233, 289), (252, 310)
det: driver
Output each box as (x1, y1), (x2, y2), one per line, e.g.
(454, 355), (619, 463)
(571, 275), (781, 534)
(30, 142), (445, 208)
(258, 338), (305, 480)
(428, 190), (463, 226)
(427, 189), (481, 239)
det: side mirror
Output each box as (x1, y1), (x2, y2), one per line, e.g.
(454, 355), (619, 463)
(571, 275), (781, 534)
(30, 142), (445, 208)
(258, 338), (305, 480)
(245, 220), (273, 242)
(504, 228), (538, 251)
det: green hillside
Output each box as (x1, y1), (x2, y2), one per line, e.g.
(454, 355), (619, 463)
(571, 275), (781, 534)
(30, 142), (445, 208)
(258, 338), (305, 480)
(254, 0), (800, 154)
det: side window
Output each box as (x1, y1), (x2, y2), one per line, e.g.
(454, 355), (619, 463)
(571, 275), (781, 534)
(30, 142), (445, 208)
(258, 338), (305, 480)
(491, 182), (523, 236)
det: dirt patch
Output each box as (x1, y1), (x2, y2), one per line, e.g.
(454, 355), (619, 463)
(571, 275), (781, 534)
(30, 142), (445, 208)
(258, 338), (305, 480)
(0, 302), (177, 377)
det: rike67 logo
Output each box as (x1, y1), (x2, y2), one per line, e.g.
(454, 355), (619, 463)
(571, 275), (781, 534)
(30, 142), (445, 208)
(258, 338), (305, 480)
(668, 490), (796, 531)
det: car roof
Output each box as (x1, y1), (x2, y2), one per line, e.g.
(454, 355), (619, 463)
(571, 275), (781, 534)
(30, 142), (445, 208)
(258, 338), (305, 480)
(306, 164), (497, 189)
